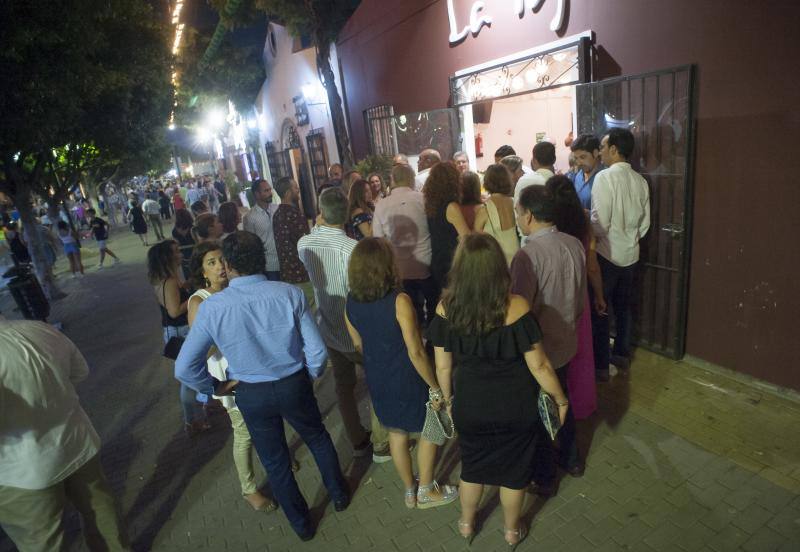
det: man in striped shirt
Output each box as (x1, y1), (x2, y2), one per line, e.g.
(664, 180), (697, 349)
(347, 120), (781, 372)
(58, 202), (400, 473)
(298, 189), (390, 462)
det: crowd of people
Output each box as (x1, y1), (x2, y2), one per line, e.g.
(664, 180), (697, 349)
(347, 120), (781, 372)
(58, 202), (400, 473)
(0, 127), (651, 550)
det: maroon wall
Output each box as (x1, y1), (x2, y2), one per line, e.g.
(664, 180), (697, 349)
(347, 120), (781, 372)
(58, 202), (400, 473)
(337, 0), (800, 390)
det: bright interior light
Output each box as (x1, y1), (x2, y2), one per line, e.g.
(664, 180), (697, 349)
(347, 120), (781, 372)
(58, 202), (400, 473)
(247, 117), (258, 129)
(553, 52), (567, 62)
(301, 83), (316, 101)
(196, 127), (212, 143)
(168, 123), (176, 130)
(525, 69), (537, 84)
(207, 109), (225, 130)
(511, 76), (524, 91)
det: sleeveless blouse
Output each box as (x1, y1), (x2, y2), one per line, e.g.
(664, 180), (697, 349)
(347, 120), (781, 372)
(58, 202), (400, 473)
(483, 198), (519, 266)
(190, 289), (236, 409)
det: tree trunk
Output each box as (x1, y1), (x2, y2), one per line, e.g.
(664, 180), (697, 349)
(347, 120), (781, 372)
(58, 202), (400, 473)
(316, 40), (354, 168)
(6, 161), (65, 302)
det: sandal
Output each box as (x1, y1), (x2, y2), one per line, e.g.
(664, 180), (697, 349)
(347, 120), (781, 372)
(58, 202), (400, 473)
(504, 524), (528, 550)
(404, 486), (417, 509)
(243, 492), (277, 513)
(416, 480), (458, 510)
(457, 519), (475, 545)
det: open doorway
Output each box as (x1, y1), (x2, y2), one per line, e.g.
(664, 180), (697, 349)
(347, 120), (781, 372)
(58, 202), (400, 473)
(471, 86), (576, 173)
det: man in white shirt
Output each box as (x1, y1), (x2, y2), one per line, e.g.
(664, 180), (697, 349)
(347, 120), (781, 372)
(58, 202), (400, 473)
(513, 141), (556, 205)
(414, 148), (440, 191)
(297, 189), (390, 462)
(374, 164), (437, 326)
(242, 179), (282, 280)
(590, 128), (650, 379)
(141, 196), (164, 240)
(0, 317), (128, 551)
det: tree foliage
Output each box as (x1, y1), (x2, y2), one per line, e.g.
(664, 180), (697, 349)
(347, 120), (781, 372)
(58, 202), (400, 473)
(0, 0), (173, 293)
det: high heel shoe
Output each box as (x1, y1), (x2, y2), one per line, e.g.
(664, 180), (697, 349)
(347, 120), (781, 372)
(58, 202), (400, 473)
(416, 480), (458, 510)
(457, 519), (475, 546)
(404, 486), (417, 509)
(504, 524), (528, 550)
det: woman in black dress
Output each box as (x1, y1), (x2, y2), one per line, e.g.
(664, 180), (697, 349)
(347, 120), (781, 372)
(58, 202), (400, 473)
(127, 199), (149, 246)
(427, 233), (569, 548)
(422, 162), (470, 291)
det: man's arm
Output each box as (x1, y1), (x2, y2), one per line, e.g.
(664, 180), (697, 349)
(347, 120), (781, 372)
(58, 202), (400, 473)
(372, 207), (385, 238)
(174, 306), (216, 396)
(297, 293), (328, 378)
(509, 249), (539, 306)
(590, 174), (611, 238)
(639, 179), (651, 238)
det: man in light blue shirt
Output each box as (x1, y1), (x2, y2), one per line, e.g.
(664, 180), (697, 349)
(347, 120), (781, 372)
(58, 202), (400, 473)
(570, 134), (603, 210)
(175, 231), (348, 541)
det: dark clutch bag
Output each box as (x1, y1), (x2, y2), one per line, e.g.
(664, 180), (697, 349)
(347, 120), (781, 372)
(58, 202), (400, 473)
(163, 336), (185, 360)
(538, 390), (562, 440)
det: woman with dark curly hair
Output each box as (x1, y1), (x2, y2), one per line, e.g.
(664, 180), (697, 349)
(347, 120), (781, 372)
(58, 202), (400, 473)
(422, 162), (470, 290)
(426, 233), (568, 548)
(345, 238), (457, 510)
(217, 201), (241, 240)
(148, 240), (207, 435)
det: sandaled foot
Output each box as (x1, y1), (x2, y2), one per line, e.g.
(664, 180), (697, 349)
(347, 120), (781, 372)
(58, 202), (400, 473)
(458, 519), (475, 545)
(404, 486), (417, 509)
(244, 492), (277, 513)
(416, 480), (458, 510)
(504, 524), (528, 549)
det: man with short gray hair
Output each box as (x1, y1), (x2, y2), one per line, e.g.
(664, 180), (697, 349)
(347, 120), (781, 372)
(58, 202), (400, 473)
(374, 165), (436, 327)
(298, 189), (390, 462)
(452, 151), (469, 174)
(415, 148), (440, 191)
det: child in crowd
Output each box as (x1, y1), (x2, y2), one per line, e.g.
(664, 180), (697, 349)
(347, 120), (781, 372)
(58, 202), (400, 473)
(87, 208), (120, 269)
(56, 220), (84, 278)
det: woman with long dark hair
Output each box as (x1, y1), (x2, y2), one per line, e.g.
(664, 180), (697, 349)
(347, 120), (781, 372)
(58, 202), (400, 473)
(217, 201), (241, 240)
(427, 233), (568, 548)
(148, 240), (208, 435)
(423, 162), (470, 290)
(347, 179), (374, 240)
(345, 238), (458, 510)
(457, 171), (483, 230)
(192, 213), (223, 244)
(128, 199), (149, 246)
(546, 174), (605, 413)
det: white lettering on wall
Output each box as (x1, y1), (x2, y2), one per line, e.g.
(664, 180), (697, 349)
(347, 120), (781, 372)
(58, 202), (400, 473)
(447, 0), (492, 44)
(449, 0), (567, 44)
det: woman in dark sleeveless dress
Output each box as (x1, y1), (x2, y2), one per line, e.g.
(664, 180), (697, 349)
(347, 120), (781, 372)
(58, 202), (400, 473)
(426, 233), (569, 548)
(422, 162), (470, 291)
(345, 238), (458, 510)
(147, 240), (207, 435)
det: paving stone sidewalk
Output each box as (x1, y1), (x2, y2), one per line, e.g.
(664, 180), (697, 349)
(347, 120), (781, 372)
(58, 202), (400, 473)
(1, 228), (799, 551)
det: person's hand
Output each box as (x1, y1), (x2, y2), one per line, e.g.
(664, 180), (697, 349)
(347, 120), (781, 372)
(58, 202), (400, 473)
(557, 403), (569, 426)
(594, 294), (607, 316)
(430, 397), (444, 411)
(214, 379), (239, 396)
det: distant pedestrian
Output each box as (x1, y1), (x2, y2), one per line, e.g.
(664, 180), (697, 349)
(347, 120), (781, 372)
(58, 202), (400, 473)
(56, 220), (84, 278)
(171, 209), (195, 279)
(158, 190), (172, 220)
(142, 196), (164, 241)
(242, 179), (280, 281)
(86, 208), (120, 268)
(127, 199), (148, 246)
(217, 201), (241, 241)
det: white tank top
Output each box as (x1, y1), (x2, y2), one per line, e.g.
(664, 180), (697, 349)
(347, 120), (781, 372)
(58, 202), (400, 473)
(190, 289), (236, 410)
(484, 198), (520, 266)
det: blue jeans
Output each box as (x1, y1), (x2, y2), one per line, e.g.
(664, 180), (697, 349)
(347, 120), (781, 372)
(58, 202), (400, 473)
(164, 325), (206, 424)
(234, 370), (347, 535)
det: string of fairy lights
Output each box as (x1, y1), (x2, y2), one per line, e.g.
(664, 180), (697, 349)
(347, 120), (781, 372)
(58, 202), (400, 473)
(168, 1), (186, 129)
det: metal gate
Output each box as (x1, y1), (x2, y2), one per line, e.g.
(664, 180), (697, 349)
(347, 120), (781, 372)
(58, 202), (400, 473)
(305, 129), (329, 191)
(576, 65), (696, 358)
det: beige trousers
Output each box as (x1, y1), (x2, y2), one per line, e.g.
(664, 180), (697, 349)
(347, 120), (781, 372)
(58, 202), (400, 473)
(0, 454), (129, 552)
(228, 407), (260, 495)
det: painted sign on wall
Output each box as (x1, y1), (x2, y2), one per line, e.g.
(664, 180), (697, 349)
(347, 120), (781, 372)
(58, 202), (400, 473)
(447, 0), (567, 44)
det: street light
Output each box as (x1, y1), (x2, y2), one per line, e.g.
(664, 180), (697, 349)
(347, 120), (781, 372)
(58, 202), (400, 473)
(207, 109), (226, 130)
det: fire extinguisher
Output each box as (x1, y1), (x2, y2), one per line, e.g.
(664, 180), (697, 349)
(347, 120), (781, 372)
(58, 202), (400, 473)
(475, 133), (483, 157)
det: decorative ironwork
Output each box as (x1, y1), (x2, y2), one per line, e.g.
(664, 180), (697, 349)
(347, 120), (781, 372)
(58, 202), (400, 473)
(306, 128), (329, 191)
(363, 104), (398, 156)
(450, 40), (586, 107)
(293, 94), (310, 126)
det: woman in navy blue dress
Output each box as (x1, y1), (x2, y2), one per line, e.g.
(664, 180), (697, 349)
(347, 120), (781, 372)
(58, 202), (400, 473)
(345, 238), (458, 511)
